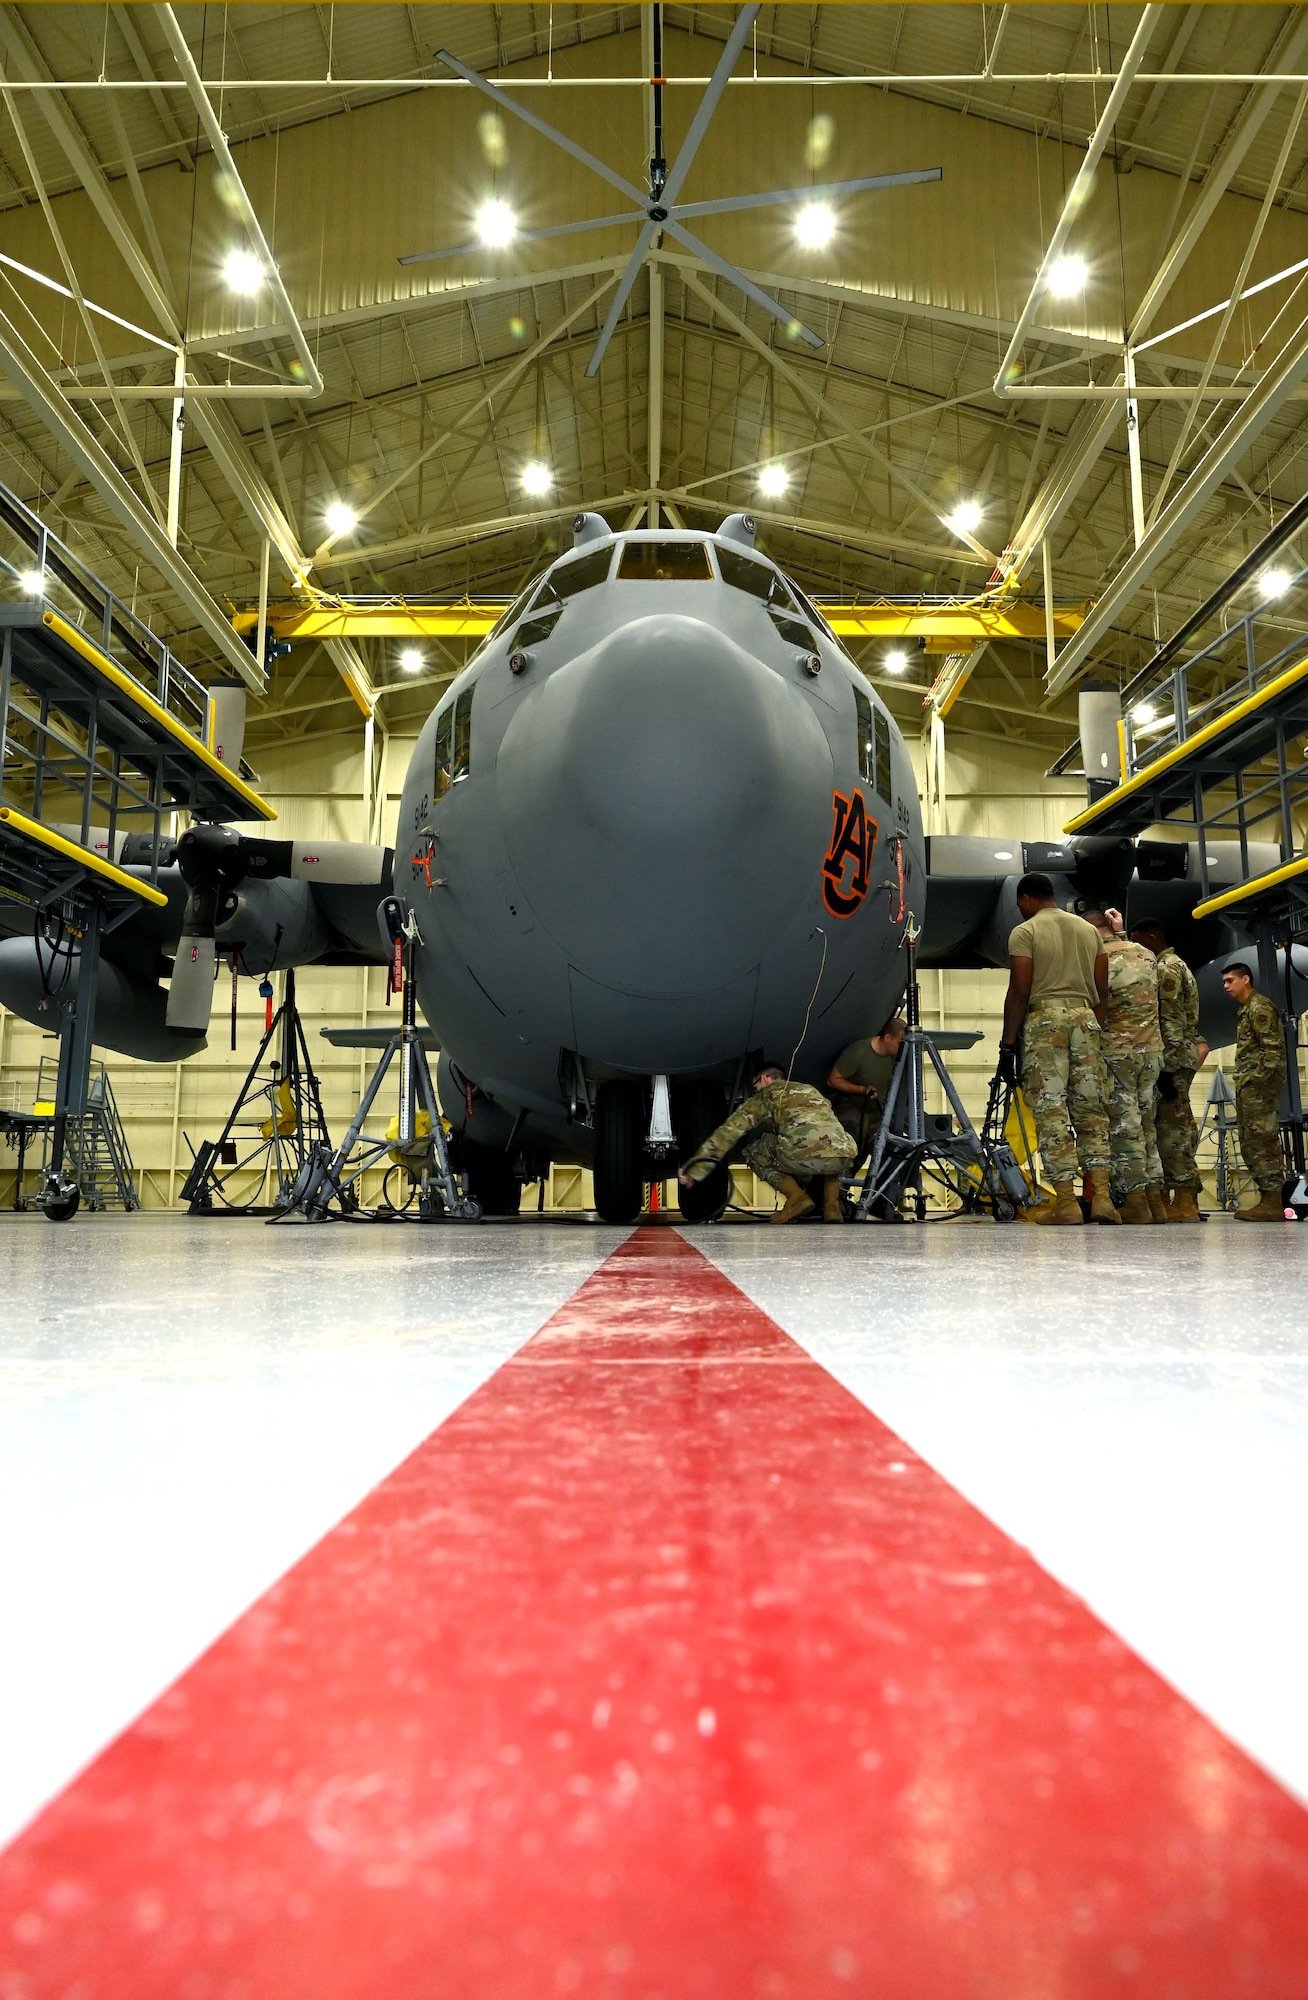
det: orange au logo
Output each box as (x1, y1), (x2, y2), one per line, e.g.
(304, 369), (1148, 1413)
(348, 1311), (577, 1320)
(822, 788), (878, 918)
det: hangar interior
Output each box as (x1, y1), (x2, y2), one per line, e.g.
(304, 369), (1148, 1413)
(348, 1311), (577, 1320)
(2, 5), (1308, 1995)
(0, 0), (1304, 1211)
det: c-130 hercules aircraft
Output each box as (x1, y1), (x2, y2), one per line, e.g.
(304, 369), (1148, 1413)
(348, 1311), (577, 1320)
(0, 511), (1290, 1223)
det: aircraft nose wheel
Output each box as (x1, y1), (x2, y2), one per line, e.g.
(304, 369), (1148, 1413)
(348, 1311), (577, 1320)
(593, 1079), (646, 1224)
(673, 1080), (729, 1223)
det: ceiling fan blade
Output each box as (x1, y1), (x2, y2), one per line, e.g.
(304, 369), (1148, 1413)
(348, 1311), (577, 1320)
(399, 210), (641, 266)
(434, 49), (646, 206)
(662, 219), (823, 348)
(659, 4), (760, 209)
(671, 167), (943, 223)
(585, 221), (658, 378)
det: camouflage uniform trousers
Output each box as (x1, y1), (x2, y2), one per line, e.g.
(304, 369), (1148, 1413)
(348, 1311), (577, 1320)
(1020, 1001), (1111, 1183)
(1236, 1083), (1285, 1195)
(1154, 1067), (1202, 1192)
(739, 1130), (853, 1194)
(1103, 1047), (1163, 1195)
(834, 1101), (885, 1173)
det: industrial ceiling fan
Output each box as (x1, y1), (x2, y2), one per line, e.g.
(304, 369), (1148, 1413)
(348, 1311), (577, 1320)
(400, 4), (942, 376)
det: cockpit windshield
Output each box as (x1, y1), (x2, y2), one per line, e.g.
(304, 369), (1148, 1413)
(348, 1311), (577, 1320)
(549, 546), (614, 598)
(617, 541), (713, 582)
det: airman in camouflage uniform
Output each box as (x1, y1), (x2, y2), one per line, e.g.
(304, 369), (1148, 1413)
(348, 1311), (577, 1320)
(1000, 874), (1116, 1224)
(1084, 909), (1163, 1222)
(1223, 962), (1287, 1221)
(680, 1065), (855, 1223)
(1130, 921), (1205, 1213)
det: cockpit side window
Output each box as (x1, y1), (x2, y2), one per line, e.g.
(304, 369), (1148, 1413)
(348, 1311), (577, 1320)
(550, 546), (614, 597)
(513, 603), (563, 649)
(855, 686), (893, 798)
(769, 608), (816, 650)
(716, 547), (774, 598)
(790, 583), (836, 642)
(491, 579), (540, 637)
(874, 705), (892, 797)
(617, 540), (713, 581)
(433, 684), (475, 801)
(855, 689), (874, 784)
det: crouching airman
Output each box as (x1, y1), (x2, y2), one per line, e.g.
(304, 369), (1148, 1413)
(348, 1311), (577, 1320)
(678, 1062), (856, 1223)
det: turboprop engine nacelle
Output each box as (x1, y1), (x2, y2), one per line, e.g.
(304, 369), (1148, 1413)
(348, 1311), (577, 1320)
(213, 880), (329, 974)
(0, 935), (206, 1062)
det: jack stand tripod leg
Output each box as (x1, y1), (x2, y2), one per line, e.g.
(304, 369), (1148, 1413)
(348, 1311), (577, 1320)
(283, 1038), (401, 1219)
(853, 1059), (908, 1218)
(413, 1040), (477, 1218)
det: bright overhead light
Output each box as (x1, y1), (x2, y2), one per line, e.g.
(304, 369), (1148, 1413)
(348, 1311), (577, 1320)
(475, 199), (517, 249)
(325, 501), (356, 537)
(400, 648), (424, 673)
(794, 202), (836, 250)
(520, 461), (552, 496)
(947, 499), (983, 535)
(223, 248), (263, 293)
(1131, 701), (1156, 726)
(884, 648), (910, 674)
(1259, 566), (1291, 599)
(18, 568), (44, 595)
(758, 464), (790, 498)
(1047, 253), (1088, 297)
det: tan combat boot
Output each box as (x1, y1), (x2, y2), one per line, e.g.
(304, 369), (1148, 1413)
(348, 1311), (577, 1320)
(822, 1178), (845, 1224)
(1235, 1190), (1285, 1223)
(1088, 1173), (1121, 1224)
(1118, 1188), (1153, 1225)
(1145, 1185), (1170, 1223)
(771, 1175), (816, 1224)
(1168, 1188), (1201, 1224)
(1035, 1180), (1083, 1225)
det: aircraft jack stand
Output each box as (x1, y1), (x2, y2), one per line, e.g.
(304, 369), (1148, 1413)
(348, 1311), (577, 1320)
(849, 922), (1026, 1223)
(180, 969), (332, 1214)
(276, 904), (481, 1224)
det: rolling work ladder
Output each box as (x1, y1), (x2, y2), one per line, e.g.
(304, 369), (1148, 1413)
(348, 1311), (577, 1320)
(0, 481), (275, 1218)
(34, 1056), (139, 1211)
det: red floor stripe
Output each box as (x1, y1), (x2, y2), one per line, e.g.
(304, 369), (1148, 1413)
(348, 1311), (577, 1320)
(2, 1228), (1307, 1998)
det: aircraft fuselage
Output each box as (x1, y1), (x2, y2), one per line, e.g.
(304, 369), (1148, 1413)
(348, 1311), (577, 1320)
(394, 517), (925, 1171)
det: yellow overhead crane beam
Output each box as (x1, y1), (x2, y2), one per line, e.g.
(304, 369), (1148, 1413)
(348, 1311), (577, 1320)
(233, 600), (1087, 646)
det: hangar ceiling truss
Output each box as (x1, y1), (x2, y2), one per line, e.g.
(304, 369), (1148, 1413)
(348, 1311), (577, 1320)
(0, 5), (1306, 757)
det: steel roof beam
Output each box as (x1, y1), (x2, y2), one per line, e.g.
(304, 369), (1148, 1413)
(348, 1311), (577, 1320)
(1047, 305), (1308, 698)
(0, 306), (264, 691)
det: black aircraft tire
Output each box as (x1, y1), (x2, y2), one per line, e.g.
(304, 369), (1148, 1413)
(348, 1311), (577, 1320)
(673, 1080), (730, 1224)
(463, 1141), (523, 1217)
(43, 1188), (80, 1223)
(593, 1080), (646, 1224)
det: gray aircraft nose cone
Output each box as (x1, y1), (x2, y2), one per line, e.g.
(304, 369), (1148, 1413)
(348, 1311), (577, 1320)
(497, 613), (833, 995)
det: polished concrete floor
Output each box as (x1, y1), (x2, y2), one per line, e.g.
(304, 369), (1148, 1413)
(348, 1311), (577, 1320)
(0, 1211), (1305, 1996)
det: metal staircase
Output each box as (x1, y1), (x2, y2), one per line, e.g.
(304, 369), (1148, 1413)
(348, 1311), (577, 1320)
(36, 1056), (139, 1211)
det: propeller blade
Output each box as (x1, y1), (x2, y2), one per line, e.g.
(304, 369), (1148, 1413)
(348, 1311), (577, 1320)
(585, 221), (658, 378)
(167, 929), (216, 1034)
(434, 49), (645, 206)
(671, 167), (943, 223)
(400, 211), (640, 266)
(659, 4), (760, 209)
(661, 218), (824, 348)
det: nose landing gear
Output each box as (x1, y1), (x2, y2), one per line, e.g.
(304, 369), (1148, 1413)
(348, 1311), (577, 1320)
(591, 1076), (729, 1225)
(593, 1079), (646, 1223)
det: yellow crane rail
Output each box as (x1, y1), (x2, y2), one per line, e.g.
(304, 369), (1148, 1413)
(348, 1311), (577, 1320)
(233, 599), (1087, 645)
